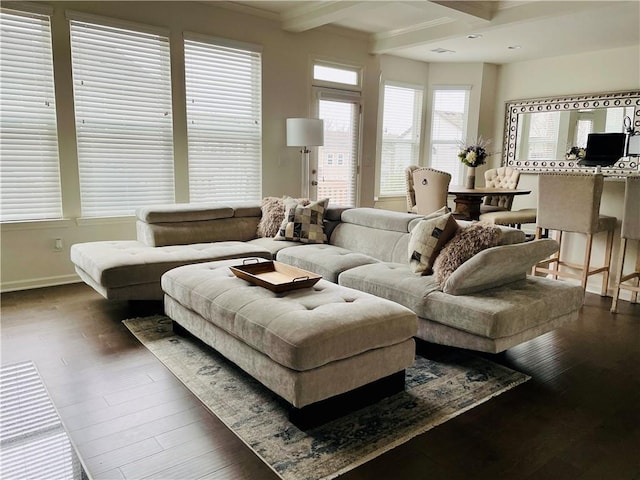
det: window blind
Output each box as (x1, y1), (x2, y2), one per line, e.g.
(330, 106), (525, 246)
(430, 88), (470, 183)
(0, 9), (62, 222)
(317, 92), (360, 207)
(379, 83), (423, 196)
(70, 19), (174, 217)
(184, 37), (262, 203)
(0, 361), (84, 480)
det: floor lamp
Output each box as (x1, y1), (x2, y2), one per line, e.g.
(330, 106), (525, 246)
(286, 118), (324, 198)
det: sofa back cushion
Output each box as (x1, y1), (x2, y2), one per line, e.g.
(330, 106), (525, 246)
(331, 208), (421, 263)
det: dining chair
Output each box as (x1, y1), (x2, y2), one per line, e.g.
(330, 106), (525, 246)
(610, 176), (640, 313)
(533, 172), (616, 294)
(404, 165), (420, 213)
(480, 166), (521, 214)
(412, 167), (451, 216)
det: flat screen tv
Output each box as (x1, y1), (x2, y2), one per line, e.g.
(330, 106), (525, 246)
(578, 133), (626, 167)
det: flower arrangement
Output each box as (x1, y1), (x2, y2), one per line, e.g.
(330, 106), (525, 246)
(458, 137), (492, 167)
(566, 146), (586, 160)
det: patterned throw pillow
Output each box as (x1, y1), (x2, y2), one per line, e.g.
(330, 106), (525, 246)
(274, 198), (329, 243)
(256, 196), (309, 238)
(433, 222), (502, 286)
(408, 213), (458, 275)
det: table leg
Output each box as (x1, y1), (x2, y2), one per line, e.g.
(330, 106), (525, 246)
(453, 195), (483, 221)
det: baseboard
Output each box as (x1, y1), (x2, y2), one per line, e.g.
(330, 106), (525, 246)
(0, 274), (81, 293)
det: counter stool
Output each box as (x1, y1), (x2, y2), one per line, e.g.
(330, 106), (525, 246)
(533, 172), (615, 295)
(610, 176), (640, 313)
(479, 208), (537, 229)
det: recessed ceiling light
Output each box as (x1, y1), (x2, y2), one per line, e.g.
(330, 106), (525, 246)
(431, 47), (455, 54)
(508, 45), (522, 50)
(467, 34), (483, 39)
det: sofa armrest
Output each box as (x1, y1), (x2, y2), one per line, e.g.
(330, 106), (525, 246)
(442, 238), (558, 295)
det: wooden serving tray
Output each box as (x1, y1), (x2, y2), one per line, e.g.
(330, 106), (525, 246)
(229, 259), (321, 293)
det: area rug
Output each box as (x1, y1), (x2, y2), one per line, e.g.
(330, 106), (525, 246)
(123, 315), (529, 480)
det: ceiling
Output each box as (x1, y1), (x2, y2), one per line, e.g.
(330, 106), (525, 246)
(218, 1), (640, 64)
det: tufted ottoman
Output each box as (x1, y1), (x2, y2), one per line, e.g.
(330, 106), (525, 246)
(161, 258), (417, 428)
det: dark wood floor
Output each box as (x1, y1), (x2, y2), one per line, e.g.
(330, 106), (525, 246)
(1, 283), (638, 480)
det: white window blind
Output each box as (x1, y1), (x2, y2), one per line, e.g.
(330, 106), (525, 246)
(379, 83), (423, 196)
(184, 37), (262, 203)
(430, 88), (470, 183)
(70, 18), (174, 217)
(0, 9), (62, 222)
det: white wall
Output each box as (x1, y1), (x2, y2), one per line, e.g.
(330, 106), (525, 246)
(493, 45), (640, 297)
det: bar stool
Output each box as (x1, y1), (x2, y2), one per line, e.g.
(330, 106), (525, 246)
(610, 176), (640, 313)
(533, 172), (616, 294)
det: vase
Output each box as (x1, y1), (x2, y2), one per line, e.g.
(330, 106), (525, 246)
(465, 166), (476, 189)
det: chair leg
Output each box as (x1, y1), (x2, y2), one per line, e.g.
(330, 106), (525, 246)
(601, 228), (614, 296)
(610, 238), (627, 313)
(633, 240), (640, 304)
(551, 230), (562, 280)
(582, 233), (594, 290)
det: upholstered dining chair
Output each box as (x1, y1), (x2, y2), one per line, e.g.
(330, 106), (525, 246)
(480, 166), (521, 214)
(610, 176), (640, 313)
(533, 172), (616, 294)
(412, 167), (452, 216)
(405, 165), (420, 213)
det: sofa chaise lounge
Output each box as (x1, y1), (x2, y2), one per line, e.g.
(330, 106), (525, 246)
(71, 201), (584, 354)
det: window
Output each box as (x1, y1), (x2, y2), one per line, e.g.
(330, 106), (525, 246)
(0, 8), (62, 222)
(312, 61), (361, 90)
(430, 88), (470, 183)
(327, 153), (334, 165)
(337, 153), (344, 166)
(70, 17), (174, 217)
(379, 83), (423, 196)
(184, 36), (262, 203)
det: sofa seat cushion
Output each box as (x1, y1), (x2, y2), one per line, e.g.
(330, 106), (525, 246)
(339, 264), (583, 340)
(338, 262), (441, 317)
(70, 240), (271, 288)
(276, 244), (380, 283)
(161, 260), (417, 371)
(420, 276), (583, 339)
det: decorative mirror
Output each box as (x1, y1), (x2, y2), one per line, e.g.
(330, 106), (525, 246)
(502, 90), (640, 174)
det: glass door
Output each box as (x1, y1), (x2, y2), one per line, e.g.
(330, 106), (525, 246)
(313, 89), (361, 206)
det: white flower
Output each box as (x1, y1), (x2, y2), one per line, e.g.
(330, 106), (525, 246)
(466, 151), (477, 164)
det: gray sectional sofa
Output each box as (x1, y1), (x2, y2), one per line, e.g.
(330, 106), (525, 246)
(71, 201), (584, 353)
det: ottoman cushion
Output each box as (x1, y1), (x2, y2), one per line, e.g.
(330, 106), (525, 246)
(161, 260), (417, 372)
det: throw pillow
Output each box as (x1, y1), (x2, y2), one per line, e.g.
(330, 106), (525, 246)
(256, 196), (309, 238)
(433, 222), (502, 286)
(274, 198), (329, 243)
(408, 213), (458, 275)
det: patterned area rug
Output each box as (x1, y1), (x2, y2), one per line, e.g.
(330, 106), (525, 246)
(123, 315), (529, 480)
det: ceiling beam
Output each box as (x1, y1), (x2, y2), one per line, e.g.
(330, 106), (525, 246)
(371, 0), (599, 55)
(281, 1), (371, 33)
(430, 1), (497, 22)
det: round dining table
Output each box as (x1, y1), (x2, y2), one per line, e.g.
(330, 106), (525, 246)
(447, 186), (532, 221)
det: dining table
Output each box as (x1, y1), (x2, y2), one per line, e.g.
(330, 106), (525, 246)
(447, 186), (532, 221)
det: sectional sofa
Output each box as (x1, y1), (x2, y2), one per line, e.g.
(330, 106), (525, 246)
(71, 201), (584, 354)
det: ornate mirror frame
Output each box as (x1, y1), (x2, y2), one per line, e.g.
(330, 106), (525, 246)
(502, 90), (640, 174)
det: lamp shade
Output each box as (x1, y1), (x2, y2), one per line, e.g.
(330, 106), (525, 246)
(286, 118), (324, 147)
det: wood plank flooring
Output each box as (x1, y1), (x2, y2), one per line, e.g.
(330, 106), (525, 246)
(1, 283), (638, 479)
